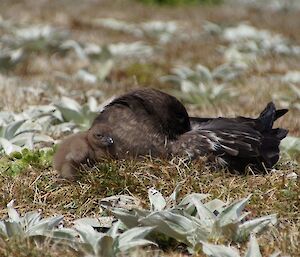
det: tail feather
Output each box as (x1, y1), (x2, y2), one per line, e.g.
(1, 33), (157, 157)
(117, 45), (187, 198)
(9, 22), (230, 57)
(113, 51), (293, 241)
(258, 102), (288, 130)
(275, 109), (288, 120)
(186, 102), (288, 172)
(258, 102), (276, 131)
(257, 103), (288, 168)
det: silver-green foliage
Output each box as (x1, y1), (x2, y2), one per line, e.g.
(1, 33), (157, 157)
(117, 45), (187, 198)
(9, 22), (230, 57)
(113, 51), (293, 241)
(0, 20), (152, 72)
(0, 188), (280, 257)
(0, 96), (104, 154)
(160, 64), (239, 106)
(54, 96), (100, 130)
(95, 18), (179, 44)
(0, 200), (63, 238)
(112, 187), (277, 254)
(72, 220), (155, 257)
(274, 83), (300, 157)
(202, 235), (280, 257)
(280, 136), (300, 157)
(0, 201), (156, 257)
(0, 118), (54, 154)
(0, 25), (67, 70)
(205, 22), (300, 60)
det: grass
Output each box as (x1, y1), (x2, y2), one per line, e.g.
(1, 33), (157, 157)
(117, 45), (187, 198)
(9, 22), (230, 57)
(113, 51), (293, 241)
(0, 156), (299, 255)
(0, 235), (79, 257)
(0, 0), (300, 256)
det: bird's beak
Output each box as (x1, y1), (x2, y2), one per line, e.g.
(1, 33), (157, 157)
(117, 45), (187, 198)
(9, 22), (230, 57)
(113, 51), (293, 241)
(102, 136), (114, 146)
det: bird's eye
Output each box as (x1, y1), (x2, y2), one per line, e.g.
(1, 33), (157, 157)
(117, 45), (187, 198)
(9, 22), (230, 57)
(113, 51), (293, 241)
(94, 133), (103, 139)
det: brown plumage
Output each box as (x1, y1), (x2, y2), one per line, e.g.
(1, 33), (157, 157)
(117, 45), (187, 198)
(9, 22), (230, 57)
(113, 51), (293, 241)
(54, 88), (288, 179)
(91, 88), (191, 159)
(53, 123), (114, 179)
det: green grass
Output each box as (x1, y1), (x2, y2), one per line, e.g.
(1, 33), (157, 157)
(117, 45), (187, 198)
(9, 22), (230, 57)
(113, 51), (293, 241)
(0, 149), (54, 176)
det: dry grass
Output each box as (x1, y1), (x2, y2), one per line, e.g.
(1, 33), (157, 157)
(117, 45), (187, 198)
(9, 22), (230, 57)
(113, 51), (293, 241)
(0, 0), (300, 256)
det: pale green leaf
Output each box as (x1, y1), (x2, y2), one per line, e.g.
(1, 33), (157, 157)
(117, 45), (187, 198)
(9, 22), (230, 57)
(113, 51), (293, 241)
(190, 195), (216, 225)
(245, 235), (262, 257)
(148, 187), (166, 211)
(118, 239), (156, 252)
(178, 193), (210, 216)
(112, 208), (139, 228)
(205, 199), (226, 214)
(75, 223), (105, 254)
(280, 136), (300, 155)
(96, 59), (114, 82)
(7, 200), (20, 223)
(195, 64), (213, 82)
(139, 212), (192, 243)
(236, 214), (277, 241)
(73, 217), (101, 227)
(118, 226), (154, 246)
(202, 242), (240, 257)
(217, 195), (251, 227)
(51, 228), (78, 241)
(106, 224), (118, 240)
(3, 120), (26, 139)
(4, 221), (23, 237)
(0, 221), (6, 236)
(27, 215), (64, 236)
(22, 211), (41, 228)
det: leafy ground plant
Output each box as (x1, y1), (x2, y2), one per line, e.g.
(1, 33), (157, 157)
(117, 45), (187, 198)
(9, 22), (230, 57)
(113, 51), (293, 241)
(54, 96), (100, 130)
(0, 96), (106, 155)
(0, 201), (156, 257)
(0, 200), (63, 238)
(202, 235), (280, 257)
(112, 187), (277, 254)
(0, 119), (54, 154)
(0, 189), (281, 257)
(72, 221), (155, 257)
(161, 64), (239, 106)
(280, 136), (300, 158)
(0, 24), (68, 70)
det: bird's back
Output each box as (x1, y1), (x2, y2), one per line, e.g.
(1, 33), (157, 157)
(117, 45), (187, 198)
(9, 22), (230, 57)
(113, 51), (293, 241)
(91, 88), (191, 158)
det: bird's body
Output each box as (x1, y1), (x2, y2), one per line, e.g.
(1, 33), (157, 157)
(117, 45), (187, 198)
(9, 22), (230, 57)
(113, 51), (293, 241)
(91, 88), (191, 158)
(53, 88), (288, 179)
(53, 124), (114, 179)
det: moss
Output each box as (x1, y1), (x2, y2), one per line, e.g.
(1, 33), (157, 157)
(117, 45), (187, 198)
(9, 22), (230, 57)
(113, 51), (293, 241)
(0, 148), (54, 176)
(122, 62), (164, 86)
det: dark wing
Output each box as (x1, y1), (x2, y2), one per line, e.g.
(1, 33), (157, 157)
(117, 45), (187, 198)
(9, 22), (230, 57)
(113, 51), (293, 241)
(170, 119), (262, 169)
(174, 102), (288, 172)
(189, 105), (288, 130)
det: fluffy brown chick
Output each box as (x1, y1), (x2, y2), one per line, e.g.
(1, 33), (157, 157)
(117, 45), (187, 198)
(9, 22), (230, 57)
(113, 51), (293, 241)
(53, 124), (114, 179)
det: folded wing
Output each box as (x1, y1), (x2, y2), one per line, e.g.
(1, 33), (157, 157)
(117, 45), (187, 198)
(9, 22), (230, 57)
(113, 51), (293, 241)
(172, 102), (288, 172)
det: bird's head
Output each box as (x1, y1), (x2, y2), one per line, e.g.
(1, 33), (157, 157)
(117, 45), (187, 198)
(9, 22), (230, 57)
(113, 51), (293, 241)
(87, 123), (114, 150)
